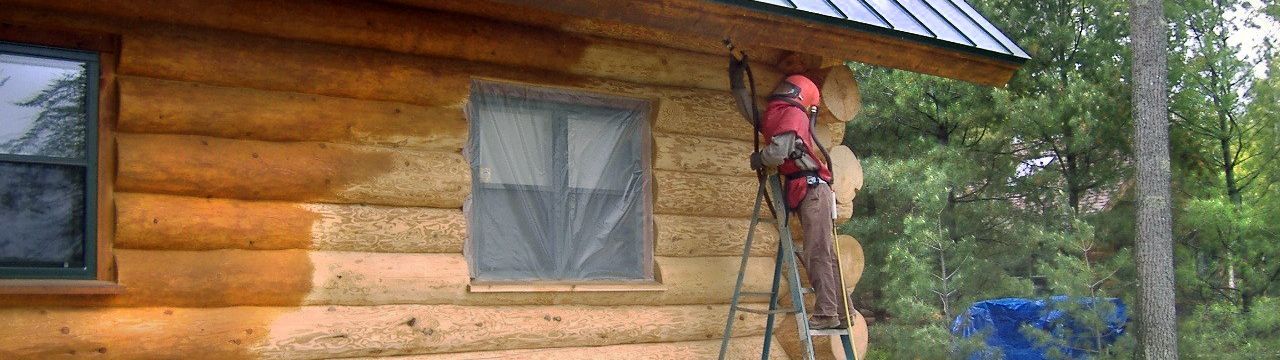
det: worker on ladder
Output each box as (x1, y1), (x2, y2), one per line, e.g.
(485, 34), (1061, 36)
(748, 74), (846, 330)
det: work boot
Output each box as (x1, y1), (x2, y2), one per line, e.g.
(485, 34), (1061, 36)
(808, 315), (841, 330)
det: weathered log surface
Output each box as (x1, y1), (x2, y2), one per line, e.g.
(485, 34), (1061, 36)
(807, 66), (861, 123)
(837, 202), (853, 223)
(0, 7), (772, 145)
(116, 193), (778, 256)
(815, 122), (847, 149)
(114, 25), (760, 143)
(821, 311), (871, 360)
(7, 0), (782, 92)
(118, 76), (467, 150)
(836, 235), (865, 293)
(0, 304), (768, 360)
(0, 251), (776, 307)
(775, 311), (869, 360)
(654, 171), (758, 218)
(344, 336), (789, 359)
(115, 193), (466, 253)
(116, 134), (469, 207)
(655, 214), (779, 257)
(830, 145), (861, 205)
(653, 133), (753, 176)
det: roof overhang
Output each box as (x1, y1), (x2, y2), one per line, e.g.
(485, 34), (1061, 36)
(484, 0), (1028, 87)
(390, 0), (1027, 86)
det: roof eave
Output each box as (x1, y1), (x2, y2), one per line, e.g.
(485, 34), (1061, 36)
(490, 0), (1025, 87)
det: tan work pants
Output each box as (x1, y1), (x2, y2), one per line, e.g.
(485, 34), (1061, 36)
(796, 183), (845, 319)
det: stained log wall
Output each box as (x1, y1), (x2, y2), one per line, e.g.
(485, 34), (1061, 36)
(0, 1), (826, 358)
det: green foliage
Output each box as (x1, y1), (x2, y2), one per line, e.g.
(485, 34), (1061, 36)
(842, 0), (1277, 357)
(1180, 297), (1280, 359)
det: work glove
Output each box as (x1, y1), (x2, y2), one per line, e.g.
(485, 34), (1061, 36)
(749, 151), (765, 171)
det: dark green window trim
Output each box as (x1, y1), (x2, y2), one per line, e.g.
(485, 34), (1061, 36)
(0, 41), (100, 280)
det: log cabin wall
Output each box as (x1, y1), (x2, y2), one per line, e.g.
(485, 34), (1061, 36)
(0, 0), (857, 358)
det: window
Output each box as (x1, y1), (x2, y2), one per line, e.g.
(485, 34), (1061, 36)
(0, 42), (99, 279)
(465, 80), (652, 282)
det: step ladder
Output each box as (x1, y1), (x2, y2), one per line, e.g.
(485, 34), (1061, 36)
(718, 173), (859, 360)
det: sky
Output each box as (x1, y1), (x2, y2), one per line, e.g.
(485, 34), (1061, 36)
(1228, 0), (1279, 77)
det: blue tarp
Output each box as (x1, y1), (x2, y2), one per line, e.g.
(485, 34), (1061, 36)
(951, 296), (1127, 359)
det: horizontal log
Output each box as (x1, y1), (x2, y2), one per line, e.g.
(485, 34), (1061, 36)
(7, 0), (782, 92)
(830, 145), (860, 205)
(344, 336), (789, 360)
(116, 134), (469, 207)
(836, 235), (865, 293)
(0, 251), (777, 307)
(110, 25), (760, 142)
(816, 122), (847, 149)
(0, 304), (767, 360)
(807, 65), (861, 123)
(116, 193), (776, 257)
(653, 133), (753, 176)
(115, 193), (466, 253)
(654, 171), (758, 218)
(118, 76), (467, 150)
(655, 214), (779, 257)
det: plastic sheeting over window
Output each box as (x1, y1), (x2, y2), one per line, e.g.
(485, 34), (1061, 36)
(464, 80), (653, 281)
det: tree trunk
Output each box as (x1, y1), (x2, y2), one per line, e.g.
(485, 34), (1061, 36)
(1129, 0), (1179, 358)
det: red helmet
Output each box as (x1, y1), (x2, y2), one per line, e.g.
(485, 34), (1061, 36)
(769, 74), (821, 110)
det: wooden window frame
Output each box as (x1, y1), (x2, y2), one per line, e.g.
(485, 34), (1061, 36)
(0, 22), (122, 294)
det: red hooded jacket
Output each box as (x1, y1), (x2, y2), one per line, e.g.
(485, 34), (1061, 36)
(760, 99), (833, 209)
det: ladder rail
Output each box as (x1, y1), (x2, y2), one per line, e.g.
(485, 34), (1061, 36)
(720, 174), (857, 360)
(718, 182), (769, 360)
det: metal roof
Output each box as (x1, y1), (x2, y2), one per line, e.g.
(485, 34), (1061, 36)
(713, 0), (1029, 64)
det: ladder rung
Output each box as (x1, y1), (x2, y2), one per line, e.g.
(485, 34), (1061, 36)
(758, 218), (776, 224)
(808, 328), (851, 336)
(734, 306), (797, 315)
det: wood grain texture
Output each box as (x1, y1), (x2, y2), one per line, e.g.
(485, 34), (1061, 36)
(654, 170), (758, 218)
(0, 304), (768, 360)
(816, 122), (847, 149)
(774, 311), (869, 360)
(5, 0), (783, 92)
(447, 0), (1022, 86)
(343, 336), (790, 359)
(655, 214), (779, 257)
(653, 133), (753, 176)
(115, 193), (466, 253)
(0, 251), (776, 307)
(829, 145), (860, 205)
(808, 66), (861, 123)
(836, 235), (865, 294)
(113, 25), (760, 143)
(118, 76), (467, 150)
(116, 192), (789, 256)
(116, 134), (469, 207)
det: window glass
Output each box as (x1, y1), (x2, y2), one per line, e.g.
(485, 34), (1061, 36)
(0, 162), (86, 267)
(0, 54), (88, 158)
(465, 80), (652, 281)
(0, 42), (97, 278)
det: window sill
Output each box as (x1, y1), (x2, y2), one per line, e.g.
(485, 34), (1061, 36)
(0, 280), (124, 295)
(469, 281), (666, 293)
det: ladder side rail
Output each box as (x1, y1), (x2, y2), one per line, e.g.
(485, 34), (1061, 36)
(719, 182), (769, 360)
(759, 237), (787, 359)
(768, 175), (818, 360)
